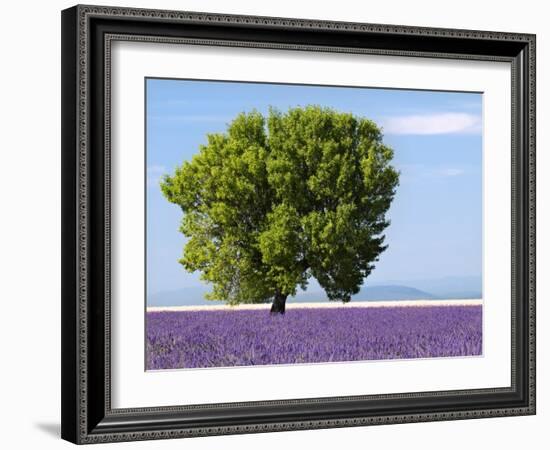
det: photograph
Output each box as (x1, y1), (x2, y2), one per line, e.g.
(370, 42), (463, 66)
(145, 78), (483, 370)
(58, 4), (536, 444)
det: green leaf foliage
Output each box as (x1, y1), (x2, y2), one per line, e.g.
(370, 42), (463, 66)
(161, 106), (399, 305)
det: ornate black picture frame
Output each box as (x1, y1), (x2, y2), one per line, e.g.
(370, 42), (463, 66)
(61, 4), (536, 444)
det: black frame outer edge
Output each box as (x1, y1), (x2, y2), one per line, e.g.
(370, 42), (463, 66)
(61, 5), (78, 444)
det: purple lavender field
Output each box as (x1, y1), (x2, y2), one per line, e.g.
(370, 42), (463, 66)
(146, 305), (482, 370)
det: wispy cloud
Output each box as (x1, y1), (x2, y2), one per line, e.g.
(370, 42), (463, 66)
(147, 165), (167, 188)
(383, 113), (481, 135)
(151, 99), (193, 107)
(436, 168), (465, 177)
(148, 114), (230, 123)
(399, 164), (468, 183)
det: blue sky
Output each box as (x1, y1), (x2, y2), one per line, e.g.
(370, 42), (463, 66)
(146, 78), (482, 298)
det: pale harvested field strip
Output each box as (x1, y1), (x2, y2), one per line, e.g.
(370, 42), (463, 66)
(147, 299), (482, 312)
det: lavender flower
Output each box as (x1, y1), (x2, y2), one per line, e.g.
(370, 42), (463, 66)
(146, 306), (482, 370)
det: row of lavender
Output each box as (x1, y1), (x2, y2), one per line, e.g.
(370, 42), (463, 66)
(146, 306), (482, 370)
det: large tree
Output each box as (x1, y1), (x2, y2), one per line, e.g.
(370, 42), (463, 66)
(161, 106), (399, 314)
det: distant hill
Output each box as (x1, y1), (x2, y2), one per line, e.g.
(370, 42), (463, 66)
(370, 276), (482, 300)
(148, 275), (481, 307)
(290, 285), (434, 303)
(148, 286), (213, 307)
(355, 285), (435, 301)
(148, 284), (436, 307)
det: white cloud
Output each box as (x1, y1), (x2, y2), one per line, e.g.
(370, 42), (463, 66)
(398, 164), (467, 183)
(147, 165), (167, 188)
(383, 113), (481, 135)
(437, 168), (465, 177)
(148, 114), (230, 123)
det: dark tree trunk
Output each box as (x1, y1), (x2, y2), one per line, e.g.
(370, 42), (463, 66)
(270, 292), (288, 314)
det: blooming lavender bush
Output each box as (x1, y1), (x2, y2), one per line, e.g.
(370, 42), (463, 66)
(146, 305), (482, 370)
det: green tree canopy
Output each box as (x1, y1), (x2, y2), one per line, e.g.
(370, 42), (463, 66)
(161, 106), (399, 313)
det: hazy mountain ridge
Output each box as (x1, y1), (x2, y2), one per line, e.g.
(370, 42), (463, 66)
(369, 276), (482, 300)
(293, 285), (435, 303)
(148, 276), (481, 306)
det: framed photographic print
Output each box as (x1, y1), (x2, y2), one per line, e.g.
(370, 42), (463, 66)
(61, 4), (536, 444)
